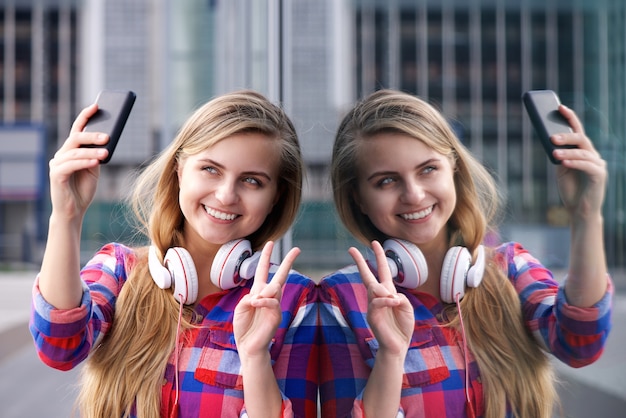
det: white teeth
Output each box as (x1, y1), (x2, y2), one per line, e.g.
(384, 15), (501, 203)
(205, 207), (237, 221)
(401, 206), (433, 220)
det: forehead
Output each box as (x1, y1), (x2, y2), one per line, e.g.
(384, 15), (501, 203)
(182, 132), (282, 169)
(357, 132), (436, 161)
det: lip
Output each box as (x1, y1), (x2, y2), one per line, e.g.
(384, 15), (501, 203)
(204, 205), (239, 222)
(399, 205), (434, 221)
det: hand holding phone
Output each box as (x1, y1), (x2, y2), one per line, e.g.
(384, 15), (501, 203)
(83, 89), (136, 164)
(522, 90), (574, 164)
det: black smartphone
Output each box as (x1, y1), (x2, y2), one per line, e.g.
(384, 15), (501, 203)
(83, 89), (136, 164)
(522, 90), (574, 164)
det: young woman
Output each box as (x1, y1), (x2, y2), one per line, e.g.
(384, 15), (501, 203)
(319, 89), (613, 417)
(30, 90), (318, 418)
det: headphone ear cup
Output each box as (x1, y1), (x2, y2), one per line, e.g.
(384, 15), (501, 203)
(148, 245), (172, 289)
(382, 239), (428, 289)
(164, 247), (198, 304)
(440, 246), (471, 303)
(467, 245), (486, 288)
(211, 239), (253, 290)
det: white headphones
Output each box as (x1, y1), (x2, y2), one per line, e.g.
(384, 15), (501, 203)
(367, 238), (485, 303)
(148, 239), (261, 304)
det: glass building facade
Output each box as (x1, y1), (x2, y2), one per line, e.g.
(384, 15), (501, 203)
(286, 0), (626, 269)
(348, 0), (626, 267)
(0, 0), (624, 269)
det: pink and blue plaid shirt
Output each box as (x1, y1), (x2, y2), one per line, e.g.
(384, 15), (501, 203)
(318, 242), (613, 417)
(30, 243), (319, 418)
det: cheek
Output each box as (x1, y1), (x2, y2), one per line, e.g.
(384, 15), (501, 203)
(254, 189), (280, 217)
(441, 183), (458, 216)
(359, 197), (387, 225)
(355, 185), (377, 216)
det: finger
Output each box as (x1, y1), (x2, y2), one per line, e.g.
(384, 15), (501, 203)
(558, 154), (607, 177)
(349, 244), (394, 297)
(250, 241), (274, 294)
(249, 297), (281, 310)
(370, 240), (397, 293)
(348, 246), (375, 286)
(260, 246), (301, 298)
(49, 156), (102, 180)
(558, 104), (585, 135)
(54, 139), (110, 162)
(552, 132), (600, 159)
(369, 295), (402, 309)
(70, 104), (99, 134)
(552, 145), (603, 167)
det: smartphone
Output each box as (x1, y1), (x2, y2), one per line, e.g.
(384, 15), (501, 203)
(83, 89), (136, 164)
(522, 90), (574, 164)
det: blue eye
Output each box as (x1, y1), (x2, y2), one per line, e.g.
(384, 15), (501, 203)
(244, 177), (261, 186)
(376, 177), (395, 187)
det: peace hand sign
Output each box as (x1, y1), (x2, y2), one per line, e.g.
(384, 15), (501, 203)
(350, 241), (414, 355)
(233, 241), (301, 357)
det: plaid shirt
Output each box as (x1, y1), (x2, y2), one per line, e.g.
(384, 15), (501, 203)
(30, 243), (319, 418)
(318, 242), (613, 417)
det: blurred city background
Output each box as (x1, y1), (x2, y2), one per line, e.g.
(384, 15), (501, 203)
(0, 1), (625, 417)
(0, 0), (625, 272)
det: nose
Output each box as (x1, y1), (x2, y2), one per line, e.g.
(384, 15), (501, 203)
(401, 181), (425, 204)
(215, 180), (239, 205)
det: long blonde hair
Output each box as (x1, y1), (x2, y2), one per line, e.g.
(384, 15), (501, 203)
(77, 90), (304, 417)
(331, 89), (556, 418)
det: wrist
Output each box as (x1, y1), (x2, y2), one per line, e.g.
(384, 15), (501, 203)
(375, 347), (407, 367)
(570, 212), (604, 232)
(239, 350), (272, 371)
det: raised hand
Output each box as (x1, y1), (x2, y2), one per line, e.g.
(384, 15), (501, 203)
(233, 241), (301, 357)
(48, 103), (111, 220)
(349, 241), (414, 355)
(552, 105), (607, 219)
(551, 105), (609, 307)
(38, 104), (113, 309)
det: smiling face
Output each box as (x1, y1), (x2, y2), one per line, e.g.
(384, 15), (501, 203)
(177, 132), (281, 250)
(355, 132), (457, 251)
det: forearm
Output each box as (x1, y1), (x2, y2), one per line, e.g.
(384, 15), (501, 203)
(565, 214), (608, 307)
(38, 213), (84, 309)
(241, 352), (283, 418)
(362, 349), (405, 418)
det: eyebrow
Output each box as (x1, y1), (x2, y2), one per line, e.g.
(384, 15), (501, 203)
(198, 158), (274, 181)
(366, 157), (441, 181)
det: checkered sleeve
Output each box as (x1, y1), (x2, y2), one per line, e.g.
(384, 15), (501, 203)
(29, 242), (132, 371)
(498, 242), (613, 367)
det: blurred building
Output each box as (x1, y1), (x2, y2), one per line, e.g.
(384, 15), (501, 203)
(0, 0), (624, 269)
(345, 0), (626, 268)
(0, 0), (78, 263)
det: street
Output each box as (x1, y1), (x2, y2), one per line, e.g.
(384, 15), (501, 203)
(0, 338), (80, 417)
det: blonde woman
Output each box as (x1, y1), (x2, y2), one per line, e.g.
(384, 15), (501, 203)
(319, 89), (612, 417)
(30, 90), (318, 417)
